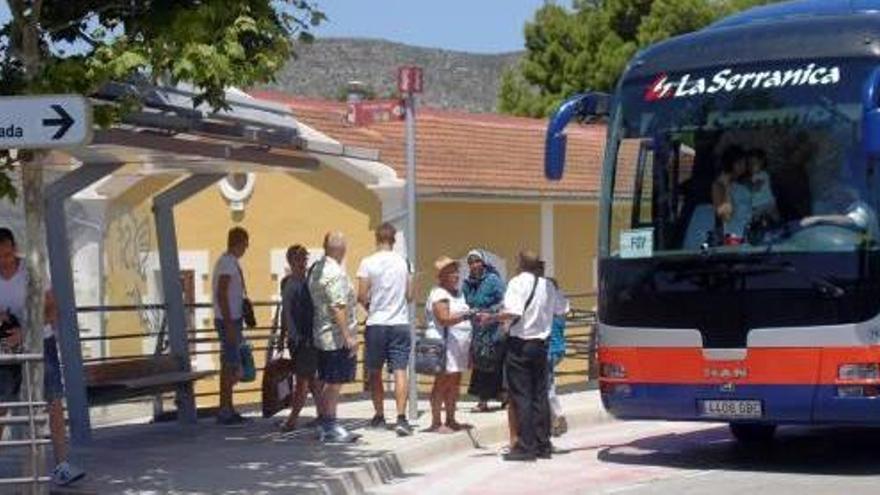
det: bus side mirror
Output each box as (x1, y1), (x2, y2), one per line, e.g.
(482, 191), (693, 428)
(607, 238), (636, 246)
(865, 110), (880, 157)
(863, 67), (880, 157)
(545, 92), (610, 180)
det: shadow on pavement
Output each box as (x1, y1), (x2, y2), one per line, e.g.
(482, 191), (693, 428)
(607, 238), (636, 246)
(66, 415), (406, 494)
(597, 424), (880, 476)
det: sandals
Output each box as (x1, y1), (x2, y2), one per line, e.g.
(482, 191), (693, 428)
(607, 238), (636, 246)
(471, 403), (490, 413)
(426, 424), (455, 434)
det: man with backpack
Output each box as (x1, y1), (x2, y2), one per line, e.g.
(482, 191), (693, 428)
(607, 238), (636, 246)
(279, 244), (322, 432)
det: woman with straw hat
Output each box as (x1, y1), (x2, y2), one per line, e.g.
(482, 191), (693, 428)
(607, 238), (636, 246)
(424, 255), (476, 433)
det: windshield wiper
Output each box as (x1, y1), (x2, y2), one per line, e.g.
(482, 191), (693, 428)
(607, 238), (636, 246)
(668, 258), (846, 298)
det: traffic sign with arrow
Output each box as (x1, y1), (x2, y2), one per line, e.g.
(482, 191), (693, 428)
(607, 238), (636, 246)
(0, 95), (92, 149)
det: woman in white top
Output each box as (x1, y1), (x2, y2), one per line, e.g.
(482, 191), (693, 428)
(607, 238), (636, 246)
(425, 256), (475, 433)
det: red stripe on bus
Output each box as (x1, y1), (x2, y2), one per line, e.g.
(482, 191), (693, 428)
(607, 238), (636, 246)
(599, 347), (880, 385)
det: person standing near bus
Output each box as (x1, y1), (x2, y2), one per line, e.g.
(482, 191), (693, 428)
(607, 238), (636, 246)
(279, 244), (323, 432)
(488, 250), (568, 462)
(212, 226), (250, 426)
(357, 222), (415, 437)
(463, 249), (506, 413)
(0, 227), (86, 486)
(309, 232), (360, 443)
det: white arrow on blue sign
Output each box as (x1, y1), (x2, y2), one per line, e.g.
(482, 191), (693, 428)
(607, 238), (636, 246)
(0, 95), (92, 149)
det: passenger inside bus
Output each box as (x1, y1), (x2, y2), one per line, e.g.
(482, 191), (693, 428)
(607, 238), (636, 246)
(656, 125), (877, 253)
(711, 145), (752, 241)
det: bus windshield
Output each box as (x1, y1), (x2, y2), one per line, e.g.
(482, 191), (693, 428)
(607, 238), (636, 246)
(607, 58), (880, 259)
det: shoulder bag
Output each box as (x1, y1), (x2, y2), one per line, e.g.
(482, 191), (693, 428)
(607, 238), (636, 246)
(415, 326), (448, 376)
(236, 261), (257, 329)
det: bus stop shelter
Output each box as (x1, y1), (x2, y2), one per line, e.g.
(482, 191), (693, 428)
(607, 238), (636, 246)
(39, 83), (399, 445)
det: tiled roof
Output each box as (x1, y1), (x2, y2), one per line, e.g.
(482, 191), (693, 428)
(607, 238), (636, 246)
(250, 91), (607, 199)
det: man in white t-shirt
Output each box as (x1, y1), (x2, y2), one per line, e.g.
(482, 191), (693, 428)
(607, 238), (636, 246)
(212, 227), (250, 425)
(490, 250), (567, 462)
(356, 223), (413, 436)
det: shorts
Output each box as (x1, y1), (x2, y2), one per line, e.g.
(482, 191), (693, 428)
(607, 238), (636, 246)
(364, 325), (411, 372)
(215, 319), (244, 368)
(317, 349), (357, 384)
(290, 341), (319, 378)
(43, 336), (64, 401)
(0, 336), (65, 403)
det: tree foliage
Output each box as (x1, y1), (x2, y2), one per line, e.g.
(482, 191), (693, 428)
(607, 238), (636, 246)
(0, 0), (325, 200)
(499, 0), (784, 117)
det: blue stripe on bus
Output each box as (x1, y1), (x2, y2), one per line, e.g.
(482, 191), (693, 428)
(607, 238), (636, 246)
(602, 383), (880, 424)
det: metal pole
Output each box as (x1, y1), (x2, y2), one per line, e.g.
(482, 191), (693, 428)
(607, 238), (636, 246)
(405, 92), (419, 420)
(153, 174), (224, 424)
(45, 162), (124, 445)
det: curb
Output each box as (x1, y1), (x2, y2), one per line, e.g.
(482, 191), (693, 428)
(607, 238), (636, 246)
(316, 391), (613, 494)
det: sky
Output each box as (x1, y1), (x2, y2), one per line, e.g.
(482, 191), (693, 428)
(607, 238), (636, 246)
(0, 1), (548, 54)
(313, 0), (548, 53)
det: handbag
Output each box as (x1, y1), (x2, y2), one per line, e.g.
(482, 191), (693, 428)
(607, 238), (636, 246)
(262, 302), (294, 417)
(239, 341), (257, 382)
(415, 327), (448, 376)
(242, 298), (257, 329)
(261, 354), (294, 417)
(237, 263), (257, 328)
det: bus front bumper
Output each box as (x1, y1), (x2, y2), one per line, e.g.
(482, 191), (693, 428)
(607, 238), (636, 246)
(601, 383), (880, 424)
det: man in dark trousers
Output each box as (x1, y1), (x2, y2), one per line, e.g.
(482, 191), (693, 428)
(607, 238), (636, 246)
(490, 250), (567, 461)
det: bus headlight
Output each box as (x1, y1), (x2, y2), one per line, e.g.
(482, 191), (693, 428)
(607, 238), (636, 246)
(838, 363), (880, 381)
(600, 362), (627, 379)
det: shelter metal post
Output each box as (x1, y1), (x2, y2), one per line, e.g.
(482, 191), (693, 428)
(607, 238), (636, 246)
(153, 174), (224, 424)
(45, 162), (124, 446)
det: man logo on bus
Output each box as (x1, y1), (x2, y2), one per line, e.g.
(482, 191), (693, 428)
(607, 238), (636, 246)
(704, 366), (748, 380)
(645, 63), (841, 102)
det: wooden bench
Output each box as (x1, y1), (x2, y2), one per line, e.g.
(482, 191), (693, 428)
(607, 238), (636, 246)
(84, 355), (216, 406)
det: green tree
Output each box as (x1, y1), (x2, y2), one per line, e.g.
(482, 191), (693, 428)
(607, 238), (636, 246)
(499, 0), (784, 117)
(0, 0), (323, 410)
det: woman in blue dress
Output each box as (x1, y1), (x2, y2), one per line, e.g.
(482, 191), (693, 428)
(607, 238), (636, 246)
(462, 249), (506, 412)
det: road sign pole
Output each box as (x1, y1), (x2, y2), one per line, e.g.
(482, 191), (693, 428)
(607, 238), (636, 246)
(405, 90), (419, 421)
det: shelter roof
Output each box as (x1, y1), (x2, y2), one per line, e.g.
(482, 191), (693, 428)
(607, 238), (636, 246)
(251, 91), (607, 200)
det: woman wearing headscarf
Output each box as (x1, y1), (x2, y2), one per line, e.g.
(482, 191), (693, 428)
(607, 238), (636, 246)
(463, 249), (506, 412)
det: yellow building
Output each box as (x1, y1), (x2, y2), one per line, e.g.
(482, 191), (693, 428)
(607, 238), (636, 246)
(2, 90), (607, 416)
(255, 93), (607, 309)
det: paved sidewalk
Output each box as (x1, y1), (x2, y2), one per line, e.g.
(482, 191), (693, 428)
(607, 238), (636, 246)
(37, 390), (608, 494)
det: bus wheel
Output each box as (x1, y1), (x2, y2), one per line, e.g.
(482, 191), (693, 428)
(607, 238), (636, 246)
(729, 423), (776, 444)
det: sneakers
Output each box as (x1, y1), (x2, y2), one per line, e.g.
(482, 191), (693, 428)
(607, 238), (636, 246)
(216, 411), (250, 426)
(502, 450), (537, 462)
(321, 423), (361, 444)
(51, 461), (86, 486)
(394, 417), (414, 437)
(552, 416), (568, 437)
(367, 415), (387, 430)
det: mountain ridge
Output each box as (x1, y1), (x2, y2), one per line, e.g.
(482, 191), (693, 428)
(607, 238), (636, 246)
(257, 37), (523, 113)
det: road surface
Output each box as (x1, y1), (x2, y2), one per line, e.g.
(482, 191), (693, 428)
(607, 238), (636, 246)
(371, 420), (880, 495)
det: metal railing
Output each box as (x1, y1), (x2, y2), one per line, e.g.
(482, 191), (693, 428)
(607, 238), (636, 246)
(0, 353), (51, 494)
(74, 291), (599, 408)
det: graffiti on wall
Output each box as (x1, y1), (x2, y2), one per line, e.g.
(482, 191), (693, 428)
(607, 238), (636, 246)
(106, 207), (163, 338)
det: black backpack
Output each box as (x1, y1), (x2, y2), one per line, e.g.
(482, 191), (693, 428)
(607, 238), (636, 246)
(284, 266), (315, 348)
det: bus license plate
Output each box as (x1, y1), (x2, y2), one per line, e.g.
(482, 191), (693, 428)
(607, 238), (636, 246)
(700, 400), (762, 419)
